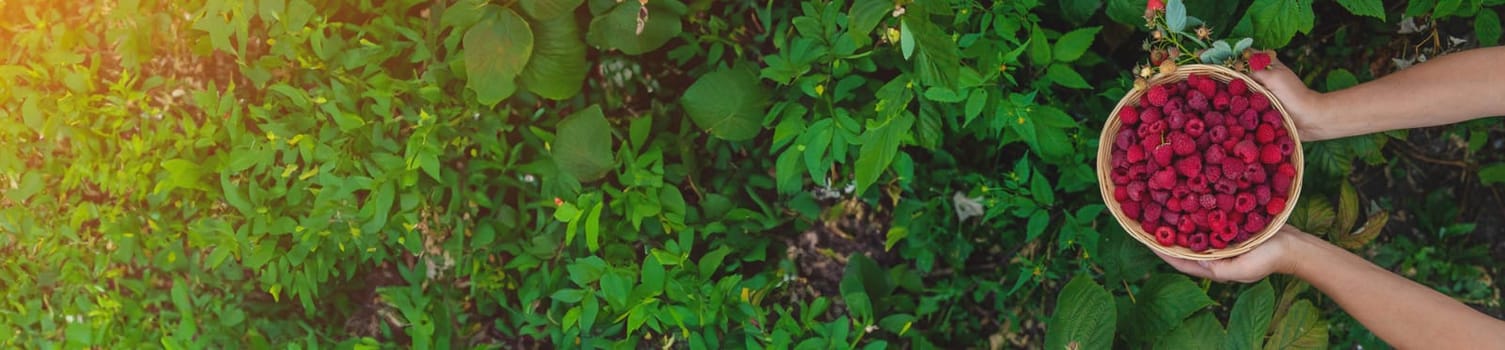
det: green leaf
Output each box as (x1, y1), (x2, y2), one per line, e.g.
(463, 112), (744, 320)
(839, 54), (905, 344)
(1123, 274), (1216, 342)
(1052, 26), (1100, 62)
(1336, 0), (1386, 20)
(1027, 211), (1049, 241)
(1436, 0), (1464, 17)
(1046, 63), (1091, 89)
(1337, 180), (1359, 233)
(520, 0), (582, 20)
(1480, 163), (1505, 185)
(551, 288), (585, 303)
(580, 293), (600, 332)
(586, 1), (682, 55)
(7, 171), (42, 202)
(1226, 281), (1275, 350)
(600, 269), (630, 308)
(910, 18), (960, 89)
(853, 114), (913, 195)
(900, 20), (916, 59)
(1264, 300), (1328, 350)
(156, 159), (210, 194)
(585, 201), (604, 252)
(964, 89), (987, 126)
(1028, 25), (1052, 64)
(698, 246), (731, 278)
(1156, 312), (1226, 350)
(848, 0), (890, 39)
(1249, 0), (1315, 48)
(519, 13), (588, 100)
(1287, 197), (1336, 235)
(553, 105), (615, 181)
(463, 8), (532, 105)
(1166, 0), (1188, 31)
(1107, 0), (1150, 27)
(884, 226), (908, 251)
(1045, 275), (1116, 350)
(840, 253), (889, 321)
(1060, 0), (1104, 24)
(1324, 68), (1358, 91)
(1478, 9), (1502, 46)
(682, 66), (770, 141)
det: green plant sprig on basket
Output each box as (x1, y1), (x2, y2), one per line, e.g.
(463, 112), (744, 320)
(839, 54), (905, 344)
(1136, 0), (1274, 86)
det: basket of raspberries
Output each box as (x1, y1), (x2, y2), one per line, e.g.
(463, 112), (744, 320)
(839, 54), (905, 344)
(1098, 64), (1303, 260)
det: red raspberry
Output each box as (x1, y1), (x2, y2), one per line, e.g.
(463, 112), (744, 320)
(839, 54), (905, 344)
(1172, 186), (1192, 201)
(1255, 124), (1276, 143)
(1164, 209), (1181, 223)
(1214, 178), (1237, 194)
(1154, 145), (1174, 166)
(1233, 140), (1259, 164)
(1249, 52), (1273, 71)
(1217, 193), (1236, 212)
(1260, 144), (1283, 164)
(1213, 93), (1230, 110)
(1176, 156), (1202, 177)
(1188, 174), (1209, 193)
(1146, 84), (1170, 107)
(1171, 133), (1196, 156)
(1128, 181), (1147, 201)
(1162, 98), (1184, 116)
(1198, 80), (1217, 97)
(1273, 171), (1294, 195)
(1229, 79), (1249, 96)
(1122, 200), (1142, 219)
(1187, 90), (1209, 111)
(1230, 95), (1249, 115)
(1244, 212), (1268, 234)
(1205, 146), (1227, 164)
(1277, 163), (1297, 177)
(1177, 215), (1197, 234)
(1168, 110), (1188, 129)
(1250, 93), (1270, 112)
(1222, 158), (1246, 180)
(1128, 144), (1146, 163)
(1235, 193), (1257, 213)
(1207, 210), (1227, 229)
(1151, 190), (1171, 204)
(1199, 194), (1217, 209)
(1120, 106), (1141, 125)
(1154, 226), (1176, 246)
(1185, 119), (1206, 137)
(1116, 130), (1137, 150)
(1256, 185), (1271, 205)
(1188, 232), (1209, 251)
(1246, 163), (1268, 184)
(1210, 234), (1229, 249)
(1277, 136), (1296, 156)
(1262, 110), (1283, 126)
(1151, 169), (1177, 189)
(1114, 186), (1129, 201)
(1145, 202), (1164, 222)
(1204, 163), (1222, 182)
(1216, 224), (1238, 243)
(1141, 108), (1162, 124)
(1130, 164), (1147, 178)
(1266, 197), (1286, 215)
(1209, 125), (1229, 143)
(1238, 110), (1259, 130)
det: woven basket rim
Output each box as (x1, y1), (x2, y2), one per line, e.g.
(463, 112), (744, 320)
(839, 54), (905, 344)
(1097, 64), (1305, 261)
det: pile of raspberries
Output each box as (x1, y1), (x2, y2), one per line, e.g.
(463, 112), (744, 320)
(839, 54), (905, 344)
(1107, 73), (1298, 252)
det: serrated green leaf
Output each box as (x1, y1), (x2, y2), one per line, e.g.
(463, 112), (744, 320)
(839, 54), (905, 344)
(519, 13), (588, 100)
(853, 114), (913, 195)
(1478, 9), (1502, 46)
(1045, 275), (1116, 350)
(1060, 0), (1104, 24)
(1265, 300), (1328, 350)
(553, 105), (615, 181)
(1288, 197), (1336, 235)
(1337, 180), (1358, 233)
(1226, 281), (1275, 350)
(1336, 0), (1386, 20)
(586, 1), (681, 55)
(1098, 226), (1155, 285)
(520, 0), (582, 20)
(1155, 312), (1226, 350)
(682, 66), (770, 141)
(1249, 0), (1315, 48)
(1028, 25), (1052, 64)
(464, 8), (532, 105)
(1325, 68), (1359, 91)
(1046, 63), (1091, 89)
(1122, 274), (1216, 343)
(1053, 26), (1100, 62)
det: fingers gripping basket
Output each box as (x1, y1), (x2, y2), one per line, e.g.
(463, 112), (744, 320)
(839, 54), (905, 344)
(1097, 64), (1304, 260)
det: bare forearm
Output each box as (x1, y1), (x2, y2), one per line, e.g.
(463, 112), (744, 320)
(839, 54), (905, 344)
(1289, 233), (1505, 349)
(1315, 46), (1505, 139)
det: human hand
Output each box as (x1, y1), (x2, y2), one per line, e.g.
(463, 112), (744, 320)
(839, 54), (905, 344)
(1154, 225), (1312, 283)
(1247, 53), (1333, 142)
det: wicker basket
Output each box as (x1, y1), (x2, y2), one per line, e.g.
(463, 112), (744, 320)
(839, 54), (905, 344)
(1097, 64), (1305, 260)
